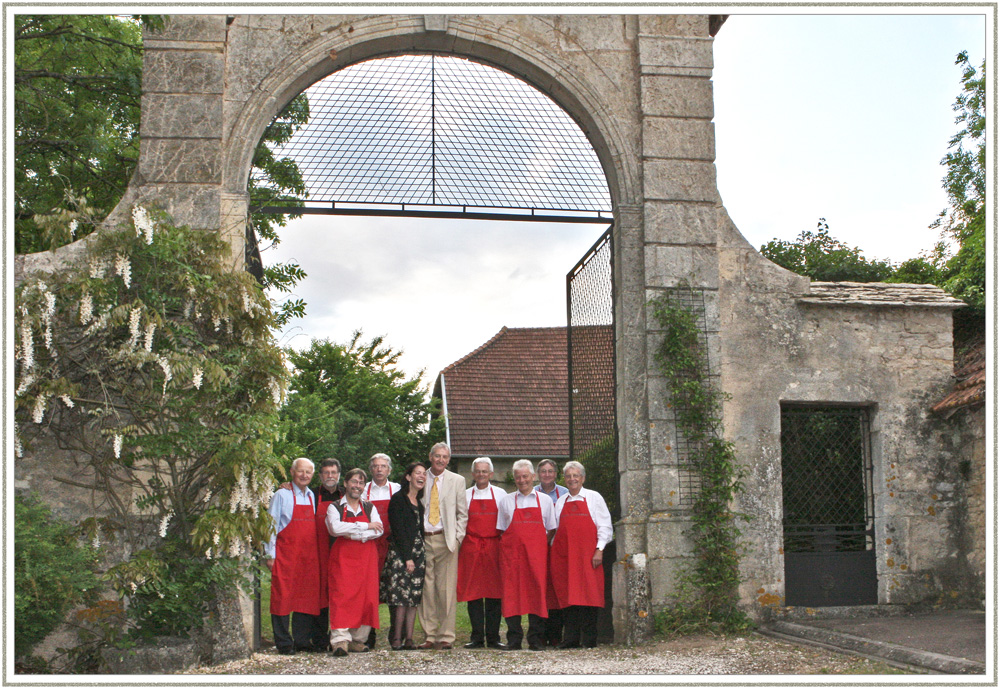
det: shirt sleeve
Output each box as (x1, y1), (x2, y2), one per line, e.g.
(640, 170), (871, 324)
(588, 489), (614, 550)
(541, 497), (557, 531)
(496, 494), (514, 531)
(265, 489), (290, 559)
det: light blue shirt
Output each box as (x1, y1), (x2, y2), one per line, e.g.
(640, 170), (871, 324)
(265, 485), (315, 559)
(534, 483), (568, 503)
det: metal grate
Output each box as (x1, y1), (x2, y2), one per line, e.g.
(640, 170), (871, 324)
(262, 54), (612, 216)
(567, 227), (616, 508)
(781, 406), (874, 553)
(659, 287), (712, 507)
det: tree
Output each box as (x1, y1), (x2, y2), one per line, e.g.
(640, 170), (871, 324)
(276, 333), (444, 476)
(932, 51), (986, 335)
(760, 219), (896, 282)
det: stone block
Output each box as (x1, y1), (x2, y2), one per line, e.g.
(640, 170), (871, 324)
(648, 421), (678, 464)
(638, 15), (710, 38)
(129, 185), (221, 230)
(640, 75), (714, 118)
(646, 518), (694, 559)
(148, 15), (227, 43)
(619, 469), (651, 520)
(638, 35), (713, 71)
(141, 95), (223, 139)
(643, 117), (715, 161)
(556, 16), (628, 52)
(139, 139), (222, 184)
(643, 201), (718, 245)
(648, 556), (688, 605)
(643, 244), (720, 288)
(615, 520), (648, 554)
(143, 49), (225, 95)
(101, 636), (199, 673)
(643, 159), (719, 203)
(650, 466), (681, 510)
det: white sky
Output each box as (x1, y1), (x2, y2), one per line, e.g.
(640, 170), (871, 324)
(265, 11), (989, 387)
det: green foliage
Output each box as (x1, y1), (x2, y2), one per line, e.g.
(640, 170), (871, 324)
(648, 289), (751, 636)
(576, 436), (619, 519)
(14, 494), (100, 660)
(14, 208), (287, 640)
(276, 332), (444, 477)
(760, 219), (895, 283)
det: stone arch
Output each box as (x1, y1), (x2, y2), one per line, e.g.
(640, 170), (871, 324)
(222, 15), (636, 215)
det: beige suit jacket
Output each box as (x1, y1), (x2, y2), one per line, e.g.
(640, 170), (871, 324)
(423, 468), (469, 552)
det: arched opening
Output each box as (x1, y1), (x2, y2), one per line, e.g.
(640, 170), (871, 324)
(248, 50), (621, 648)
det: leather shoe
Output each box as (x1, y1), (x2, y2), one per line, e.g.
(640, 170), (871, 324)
(435, 641), (453, 650)
(403, 639), (417, 650)
(416, 640), (436, 650)
(464, 640), (485, 649)
(557, 641), (581, 649)
(277, 647), (295, 656)
(503, 643), (521, 651)
(528, 642), (545, 651)
(487, 642), (509, 650)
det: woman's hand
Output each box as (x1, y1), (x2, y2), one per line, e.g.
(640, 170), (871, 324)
(406, 559), (415, 573)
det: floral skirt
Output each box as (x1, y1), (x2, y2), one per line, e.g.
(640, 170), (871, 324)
(379, 533), (425, 607)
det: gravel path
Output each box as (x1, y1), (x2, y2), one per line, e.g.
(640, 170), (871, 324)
(184, 633), (914, 676)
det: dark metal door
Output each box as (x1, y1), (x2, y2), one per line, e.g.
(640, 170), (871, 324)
(781, 406), (878, 606)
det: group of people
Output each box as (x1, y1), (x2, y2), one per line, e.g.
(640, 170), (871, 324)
(265, 442), (612, 655)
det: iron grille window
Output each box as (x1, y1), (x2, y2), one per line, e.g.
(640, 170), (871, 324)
(781, 406), (875, 553)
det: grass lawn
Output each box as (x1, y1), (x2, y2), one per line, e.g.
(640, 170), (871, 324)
(259, 570), (477, 644)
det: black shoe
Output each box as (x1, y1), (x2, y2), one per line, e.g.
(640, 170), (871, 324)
(504, 643), (522, 651)
(464, 640), (485, 649)
(277, 647), (295, 656)
(487, 642), (509, 650)
(557, 641), (581, 649)
(528, 642), (545, 651)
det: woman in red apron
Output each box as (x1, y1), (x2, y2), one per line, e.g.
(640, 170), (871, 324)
(498, 460), (556, 651)
(327, 468), (382, 655)
(549, 461), (612, 648)
(458, 458), (506, 648)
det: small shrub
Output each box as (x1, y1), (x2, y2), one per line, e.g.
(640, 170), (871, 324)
(14, 494), (99, 660)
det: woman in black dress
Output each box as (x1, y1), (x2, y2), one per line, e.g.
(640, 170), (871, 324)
(379, 461), (427, 650)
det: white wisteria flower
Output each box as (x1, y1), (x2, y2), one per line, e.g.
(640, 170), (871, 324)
(31, 395), (47, 424)
(241, 288), (251, 313)
(69, 219), (78, 238)
(192, 367), (204, 390)
(203, 489), (212, 504)
(132, 205), (154, 245)
(114, 253), (132, 289)
(127, 307), (141, 350)
(89, 258), (109, 279)
(92, 534), (100, 550)
(60, 395), (75, 409)
(19, 320), (34, 371)
(158, 510), (173, 538)
(157, 356), (173, 393)
(16, 373), (35, 397)
(14, 430), (23, 458)
(113, 433), (123, 458)
(143, 322), (156, 353)
(79, 293), (94, 325)
(205, 548), (213, 560)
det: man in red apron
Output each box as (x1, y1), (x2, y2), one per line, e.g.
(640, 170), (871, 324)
(457, 457), (508, 649)
(550, 461), (613, 649)
(310, 458), (343, 651)
(326, 467), (383, 655)
(265, 457), (321, 655)
(363, 453), (400, 649)
(496, 459), (557, 651)
(534, 458), (569, 647)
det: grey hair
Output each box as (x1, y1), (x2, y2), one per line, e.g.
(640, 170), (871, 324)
(369, 453), (392, 471)
(291, 457), (315, 472)
(563, 461), (586, 479)
(472, 456), (494, 472)
(511, 459), (534, 475)
(428, 442), (451, 458)
(536, 458), (558, 473)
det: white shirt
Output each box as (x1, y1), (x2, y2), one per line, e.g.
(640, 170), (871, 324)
(466, 483), (507, 509)
(364, 480), (400, 502)
(265, 485), (315, 559)
(554, 487), (614, 551)
(325, 497), (383, 542)
(496, 490), (557, 532)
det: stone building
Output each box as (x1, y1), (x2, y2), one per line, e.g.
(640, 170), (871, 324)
(15, 14), (980, 653)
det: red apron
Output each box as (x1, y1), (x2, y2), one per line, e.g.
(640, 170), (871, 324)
(500, 493), (549, 618)
(270, 495), (321, 616)
(327, 504), (380, 630)
(315, 497), (334, 608)
(366, 483), (394, 592)
(551, 497), (605, 608)
(457, 488), (502, 601)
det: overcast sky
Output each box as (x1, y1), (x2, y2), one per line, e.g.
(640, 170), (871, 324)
(265, 11), (989, 387)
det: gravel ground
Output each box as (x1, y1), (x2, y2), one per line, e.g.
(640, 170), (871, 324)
(184, 633), (915, 677)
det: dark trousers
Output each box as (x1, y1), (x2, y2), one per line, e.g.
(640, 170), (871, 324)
(272, 611), (319, 652)
(504, 614), (545, 649)
(308, 608), (331, 650)
(467, 598), (502, 644)
(366, 608), (397, 649)
(544, 606), (564, 645)
(561, 605), (600, 647)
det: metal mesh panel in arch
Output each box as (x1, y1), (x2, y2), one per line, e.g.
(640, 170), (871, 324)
(266, 54), (612, 213)
(567, 227), (615, 471)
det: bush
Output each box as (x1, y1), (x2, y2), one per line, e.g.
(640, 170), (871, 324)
(14, 494), (99, 659)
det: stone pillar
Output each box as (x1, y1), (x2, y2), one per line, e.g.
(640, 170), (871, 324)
(219, 192), (249, 272)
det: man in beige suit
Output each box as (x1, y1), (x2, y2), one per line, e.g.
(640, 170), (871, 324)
(417, 442), (469, 650)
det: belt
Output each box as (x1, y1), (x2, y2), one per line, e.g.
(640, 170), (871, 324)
(424, 530), (444, 536)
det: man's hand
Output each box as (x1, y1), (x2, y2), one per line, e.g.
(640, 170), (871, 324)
(279, 482), (292, 491)
(592, 549), (603, 569)
(370, 522), (384, 535)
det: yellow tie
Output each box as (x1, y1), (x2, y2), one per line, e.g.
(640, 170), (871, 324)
(429, 477), (440, 525)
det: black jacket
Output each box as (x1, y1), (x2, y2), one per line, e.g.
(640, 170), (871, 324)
(387, 489), (424, 563)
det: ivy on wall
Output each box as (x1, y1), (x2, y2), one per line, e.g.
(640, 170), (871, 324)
(648, 287), (751, 635)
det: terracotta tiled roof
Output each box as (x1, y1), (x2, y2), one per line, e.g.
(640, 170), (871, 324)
(932, 339), (986, 416)
(436, 326), (568, 458)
